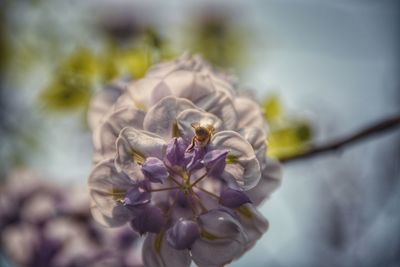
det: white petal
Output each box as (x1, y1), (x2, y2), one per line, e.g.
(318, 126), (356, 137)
(88, 159), (133, 221)
(191, 210), (247, 267)
(196, 89), (238, 130)
(92, 107), (145, 162)
(246, 157), (282, 206)
(116, 77), (163, 111)
(176, 108), (223, 142)
(115, 127), (166, 178)
(163, 70), (214, 104)
(147, 61), (180, 78)
(112, 90), (136, 110)
(191, 238), (245, 267)
(147, 53), (195, 78)
(143, 96), (198, 140)
(236, 204), (269, 251)
(211, 131), (261, 190)
(234, 97), (267, 130)
(130, 78), (164, 108)
(238, 127), (267, 169)
(87, 78), (128, 130)
(206, 71), (236, 97)
(150, 81), (173, 105)
(142, 233), (191, 267)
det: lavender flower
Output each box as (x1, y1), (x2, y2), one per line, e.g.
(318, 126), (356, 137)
(0, 169), (142, 267)
(88, 54), (282, 266)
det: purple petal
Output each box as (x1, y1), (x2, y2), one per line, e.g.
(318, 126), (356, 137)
(216, 207), (240, 220)
(176, 191), (188, 208)
(115, 229), (140, 250)
(246, 157), (282, 206)
(203, 149), (229, 177)
(165, 138), (188, 167)
(142, 157), (169, 183)
(166, 219), (200, 250)
(219, 187), (251, 209)
(138, 179), (152, 191)
(184, 146), (205, 172)
(124, 187), (151, 208)
(130, 205), (165, 235)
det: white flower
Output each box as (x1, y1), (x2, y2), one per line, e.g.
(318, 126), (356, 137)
(88, 54), (282, 266)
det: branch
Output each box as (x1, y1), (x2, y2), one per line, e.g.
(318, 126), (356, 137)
(279, 114), (400, 163)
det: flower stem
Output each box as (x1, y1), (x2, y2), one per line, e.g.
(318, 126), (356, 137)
(149, 186), (180, 192)
(169, 175), (183, 186)
(190, 173), (208, 187)
(280, 114), (400, 163)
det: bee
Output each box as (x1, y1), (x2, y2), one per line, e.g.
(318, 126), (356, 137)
(186, 122), (215, 152)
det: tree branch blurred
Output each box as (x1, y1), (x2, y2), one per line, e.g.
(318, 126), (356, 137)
(279, 114), (400, 163)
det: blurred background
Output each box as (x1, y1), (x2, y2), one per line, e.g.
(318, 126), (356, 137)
(0, 0), (399, 266)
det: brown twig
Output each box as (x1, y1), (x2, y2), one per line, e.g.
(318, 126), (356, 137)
(279, 114), (400, 163)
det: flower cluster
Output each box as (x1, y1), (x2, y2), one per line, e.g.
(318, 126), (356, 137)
(0, 169), (142, 267)
(88, 54), (282, 266)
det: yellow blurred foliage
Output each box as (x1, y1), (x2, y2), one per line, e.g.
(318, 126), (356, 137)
(112, 47), (152, 79)
(39, 48), (98, 111)
(187, 15), (247, 69)
(268, 121), (312, 158)
(263, 95), (313, 159)
(40, 72), (92, 111)
(39, 30), (174, 113)
(263, 94), (283, 122)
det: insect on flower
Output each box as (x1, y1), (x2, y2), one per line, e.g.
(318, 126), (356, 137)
(88, 54), (282, 267)
(186, 122), (215, 152)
